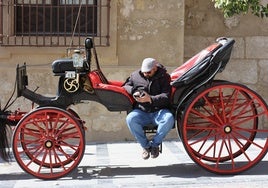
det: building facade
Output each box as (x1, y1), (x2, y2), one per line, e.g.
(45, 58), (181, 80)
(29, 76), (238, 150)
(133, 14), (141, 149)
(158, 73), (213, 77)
(0, 0), (267, 142)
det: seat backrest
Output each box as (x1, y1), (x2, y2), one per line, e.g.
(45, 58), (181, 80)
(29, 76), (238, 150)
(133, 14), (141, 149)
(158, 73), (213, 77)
(170, 38), (235, 107)
(210, 38), (235, 73)
(170, 38), (235, 88)
(89, 69), (109, 85)
(170, 43), (221, 87)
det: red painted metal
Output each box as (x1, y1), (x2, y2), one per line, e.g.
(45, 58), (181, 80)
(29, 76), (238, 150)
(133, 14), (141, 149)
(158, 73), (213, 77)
(180, 81), (268, 174)
(12, 107), (85, 180)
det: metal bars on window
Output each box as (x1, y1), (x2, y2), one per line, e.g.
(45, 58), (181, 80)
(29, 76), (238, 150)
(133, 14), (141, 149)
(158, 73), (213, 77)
(0, 0), (110, 47)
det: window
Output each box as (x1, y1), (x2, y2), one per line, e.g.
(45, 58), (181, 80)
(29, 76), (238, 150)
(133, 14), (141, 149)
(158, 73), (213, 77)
(0, 0), (110, 46)
(15, 0), (97, 35)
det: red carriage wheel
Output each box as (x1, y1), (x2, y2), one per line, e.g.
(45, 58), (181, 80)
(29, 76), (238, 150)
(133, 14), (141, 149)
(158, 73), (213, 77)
(12, 107), (85, 180)
(18, 108), (85, 169)
(180, 81), (268, 174)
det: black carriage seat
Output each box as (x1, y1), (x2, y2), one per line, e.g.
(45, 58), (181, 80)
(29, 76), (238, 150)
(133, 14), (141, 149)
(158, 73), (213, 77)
(170, 37), (235, 88)
(89, 70), (135, 111)
(51, 58), (109, 84)
(51, 58), (89, 76)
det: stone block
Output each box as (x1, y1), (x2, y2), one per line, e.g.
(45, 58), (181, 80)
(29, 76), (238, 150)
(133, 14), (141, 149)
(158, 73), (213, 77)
(217, 59), (258, 84)
(118, 0), (184, 67)
(184, 36), (244, 62)
(259, 60), (268, 85)
(246, 36), (268, 59)
(231, 37), (244, 59)
(184, 36), (215, 58)
(0, 49), (11, 59)
(257, 87), (268, 107)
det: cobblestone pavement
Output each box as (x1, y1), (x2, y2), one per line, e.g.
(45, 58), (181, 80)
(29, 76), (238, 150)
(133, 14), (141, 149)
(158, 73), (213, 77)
(0, 140), (268, 188)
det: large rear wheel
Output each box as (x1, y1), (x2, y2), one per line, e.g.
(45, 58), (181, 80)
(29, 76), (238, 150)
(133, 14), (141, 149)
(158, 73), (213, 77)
(12, 107), (85, 180)
(180, 81), (268, 174)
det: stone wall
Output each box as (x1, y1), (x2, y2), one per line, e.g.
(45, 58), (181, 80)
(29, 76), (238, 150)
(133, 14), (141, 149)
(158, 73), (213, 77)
(0, 0), (184, 142)
(185, 0), (268, 119)
(117, 0), (184, 66)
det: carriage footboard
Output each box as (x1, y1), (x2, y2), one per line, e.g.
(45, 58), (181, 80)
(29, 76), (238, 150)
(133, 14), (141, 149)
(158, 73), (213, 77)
(16, 64), (58, 106)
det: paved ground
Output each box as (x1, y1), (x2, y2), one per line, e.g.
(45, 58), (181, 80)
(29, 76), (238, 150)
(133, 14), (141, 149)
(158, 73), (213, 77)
(0, 140), (268, 188)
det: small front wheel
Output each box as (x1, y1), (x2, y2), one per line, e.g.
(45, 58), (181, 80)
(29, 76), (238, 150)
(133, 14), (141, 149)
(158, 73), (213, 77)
(12, 107), (85, 180)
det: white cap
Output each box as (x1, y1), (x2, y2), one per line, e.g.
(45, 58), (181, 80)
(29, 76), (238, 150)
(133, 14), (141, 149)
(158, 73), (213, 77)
(141, 58), (157, 72)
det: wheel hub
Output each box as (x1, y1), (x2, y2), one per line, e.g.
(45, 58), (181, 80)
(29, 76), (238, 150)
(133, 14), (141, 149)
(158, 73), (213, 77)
(224, 125), (232, 134)
(45, 140), (53, 149)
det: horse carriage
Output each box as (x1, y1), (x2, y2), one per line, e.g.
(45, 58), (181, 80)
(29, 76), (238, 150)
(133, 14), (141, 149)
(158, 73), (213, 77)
(0, 37), (267, 180)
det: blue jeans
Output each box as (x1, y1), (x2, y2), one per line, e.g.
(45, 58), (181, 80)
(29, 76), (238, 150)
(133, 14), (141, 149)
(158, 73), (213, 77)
(126, 109), (175, 148)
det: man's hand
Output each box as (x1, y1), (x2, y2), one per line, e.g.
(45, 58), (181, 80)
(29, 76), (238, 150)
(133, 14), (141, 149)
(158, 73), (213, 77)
(133, 91), (152, 103)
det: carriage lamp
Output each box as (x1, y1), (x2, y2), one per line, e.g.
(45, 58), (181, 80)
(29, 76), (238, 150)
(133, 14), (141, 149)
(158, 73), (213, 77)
(72, 49), (84, 68)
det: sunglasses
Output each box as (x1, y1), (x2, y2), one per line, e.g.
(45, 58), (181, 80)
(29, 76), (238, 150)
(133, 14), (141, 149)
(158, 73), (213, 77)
(143, 71), (152, 74)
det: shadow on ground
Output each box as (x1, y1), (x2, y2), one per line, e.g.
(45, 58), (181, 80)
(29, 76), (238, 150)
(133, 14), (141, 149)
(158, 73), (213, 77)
(0, 161), (267, 181)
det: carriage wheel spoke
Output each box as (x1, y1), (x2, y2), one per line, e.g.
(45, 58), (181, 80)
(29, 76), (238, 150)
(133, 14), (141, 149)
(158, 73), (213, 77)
(180, 82), (268, 174)
(12, 107), (85, 180)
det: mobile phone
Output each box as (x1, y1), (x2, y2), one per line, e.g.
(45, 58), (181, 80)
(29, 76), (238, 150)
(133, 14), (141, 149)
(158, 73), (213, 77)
(133, 93), (140, 98)
(139, 92), (145, 97)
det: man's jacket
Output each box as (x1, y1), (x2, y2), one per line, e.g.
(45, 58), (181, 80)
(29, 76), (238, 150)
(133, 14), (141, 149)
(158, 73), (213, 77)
(123, 65), (172, 112)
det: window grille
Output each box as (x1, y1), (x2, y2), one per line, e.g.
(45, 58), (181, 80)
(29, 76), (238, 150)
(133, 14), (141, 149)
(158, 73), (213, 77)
(0, 0), (110, 47)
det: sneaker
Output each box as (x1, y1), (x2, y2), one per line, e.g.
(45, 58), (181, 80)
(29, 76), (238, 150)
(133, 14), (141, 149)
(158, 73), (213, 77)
(151, 146), (159, 158)
(142, 147), (151, 160)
